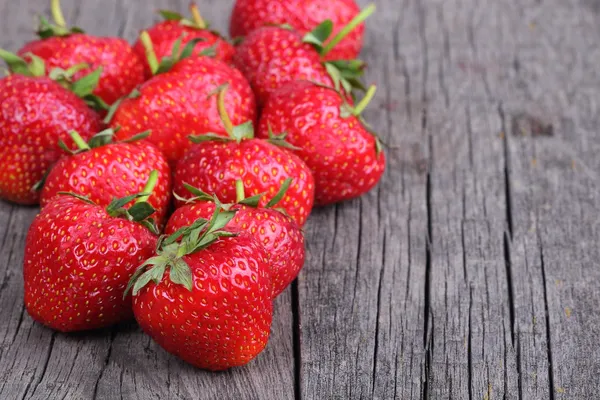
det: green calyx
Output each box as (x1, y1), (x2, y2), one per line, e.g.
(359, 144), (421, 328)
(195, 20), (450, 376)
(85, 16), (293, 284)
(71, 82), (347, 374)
(303, 4), (375, 96)
(266, 123), (301, 150)
(56, 171), (160, 234)
(140, 30), (205, 76)
(188, 84), (254, 144)
(105, 170), (160, 234)
(178, 178), (293, 211)
(37, 0), (85, 39)
(103, 88), (141, 124)
(57, 128), (150, 155)
(125, 205), (238, 296)
(159, 3), (208, 30)
(339, 84), (383, 155)
(0, 49), (107, 110)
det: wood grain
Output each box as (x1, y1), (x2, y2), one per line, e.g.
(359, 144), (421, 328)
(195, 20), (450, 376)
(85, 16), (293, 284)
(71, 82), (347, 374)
(0, 0), (599, 399)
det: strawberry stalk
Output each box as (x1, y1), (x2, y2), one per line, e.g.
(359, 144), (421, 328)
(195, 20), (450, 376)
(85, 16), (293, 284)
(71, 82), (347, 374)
(320, 4), (376, 58)
(217, 86), (235, 135)
(352, 85), (377, 116)
(69, 130), (91, 151)
(189, 3), (207, 29)
(140, 31), (160, 75)
(235, 179), (246, 203)
(50, 0), (67, 28)
(137, 170), (158, 204)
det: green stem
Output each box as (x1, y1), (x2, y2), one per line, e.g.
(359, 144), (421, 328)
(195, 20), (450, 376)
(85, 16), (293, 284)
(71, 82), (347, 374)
(69, 130), (90, 151)
(140, 31), (159, 75)
(217, 86), (234, 136)
(51, 0), (67, 28)
(235, 180), (245, 203)
(320, 3), (375, 57)
(352, 85), (377, 116)
(189, 3), (207, 29)
(137, 170), (158, 203)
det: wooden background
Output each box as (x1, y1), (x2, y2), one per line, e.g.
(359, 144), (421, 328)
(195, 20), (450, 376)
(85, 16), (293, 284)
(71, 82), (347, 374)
(1, 0), (599, 398)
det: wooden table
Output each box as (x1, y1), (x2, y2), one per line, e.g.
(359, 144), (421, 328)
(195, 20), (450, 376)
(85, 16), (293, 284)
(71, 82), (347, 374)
(1, 0), (599, 398)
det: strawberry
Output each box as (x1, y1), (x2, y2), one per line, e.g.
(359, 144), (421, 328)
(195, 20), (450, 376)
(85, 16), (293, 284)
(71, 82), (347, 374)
(128, 207), (272, 370)
(231, 5), (374, 107)
(110, 36), (256, 164)
(0, 57), (102, 205)
(24, 190), (160, 332)
(15, 0), (145, 106)
(168, 179), (305, 298)
(133, 3), (235, 78)
(40, 129), (172, 226)
(258, 80), (385, 205)
(173, 85), (314, 226)
(230, 0), (368, 61)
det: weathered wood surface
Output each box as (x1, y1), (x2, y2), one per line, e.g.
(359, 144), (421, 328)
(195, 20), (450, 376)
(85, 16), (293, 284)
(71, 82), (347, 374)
(1, 0), (599, 398)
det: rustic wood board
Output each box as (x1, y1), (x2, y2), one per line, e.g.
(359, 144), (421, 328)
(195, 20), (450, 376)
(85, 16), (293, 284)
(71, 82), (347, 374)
(0, 0), (599, 399)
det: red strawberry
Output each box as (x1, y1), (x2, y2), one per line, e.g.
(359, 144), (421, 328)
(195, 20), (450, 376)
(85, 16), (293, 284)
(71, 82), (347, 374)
(133, 3), (235, 78)
(258, 80), (385, 205)
(0, 60), (102, 205)
(232, 6), (374, 107)
(111, 37), (256, 164)
(230, 0), (368, 61)
(16, 0), (145, 106)
(173, 85), (314, 225)
(129, 207), (273, 370)
(40, 129), (172, 226)
(24, 192), (160, 332)
(168, 180), (305, 298)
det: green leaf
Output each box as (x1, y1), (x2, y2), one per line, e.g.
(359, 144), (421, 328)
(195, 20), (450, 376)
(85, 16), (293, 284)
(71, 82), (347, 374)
(106, 194), (141, 215)
(238, 193), (264, 208)
(87, 128), (115, 148)
(183, 183), (215, 201)
(266, 178), (293, 208)
(179, 38), (205, 60)
(57, 191), (96, 205)
(120, 130), (151, 144)
(163, 218), (209, 246)
(302, 20), (334, 52)
(0, 49), (31, 76)
(170, 259), (193, 291)
(71, 66), (102, 98)
(132, 268), (157, 296)
(267, 125), (301, 150)
(26, 53), (46, 77)
(231, 121), (254, 142)
(158, 10), (184, 21)
(198, 44), (217, 58)
(189, 133), (232, 144)
(83, 94), (110, 112)
(140, 218), (160, 235)
(127, 202), (156, 222)
(324, 63), (342, 92)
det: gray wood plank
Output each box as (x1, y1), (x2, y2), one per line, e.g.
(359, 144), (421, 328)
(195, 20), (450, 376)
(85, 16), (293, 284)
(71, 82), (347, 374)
(0, 1), (295, 399)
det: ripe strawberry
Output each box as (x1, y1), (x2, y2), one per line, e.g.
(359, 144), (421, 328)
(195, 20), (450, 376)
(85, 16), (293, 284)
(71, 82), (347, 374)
(232, 6), (374, 107)
(110, 37), (256, 164)
(0, 59), (102, 205)
(133, 3), (235, 78)
(168, 180), (305, 298)
(129, 207), (273, 370)
(258, 80), (385, 205)
(24, 191), (160, 332)
(40, 129), (172, 226)
(173, 85), (314, 225)
(15, 0), (145, 106)
(230, 0), (368, 61)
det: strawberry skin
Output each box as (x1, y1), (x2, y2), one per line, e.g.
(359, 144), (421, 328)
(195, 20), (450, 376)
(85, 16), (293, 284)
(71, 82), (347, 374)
(166, 202), (305, 298)
(133, 233), (272, 370)
(111, 57), (256, 163)
(40, 142), (172, 226)
(174, 139), (315, 226)
(133, 20), (235, 79)
(19, 35), (145, 105)
(258, 80), (385, 205)
(230, 0), (363, 61)
(232, 26), (335, 107)
(0, 75), (102, 204)
(23, 195), (158, 332)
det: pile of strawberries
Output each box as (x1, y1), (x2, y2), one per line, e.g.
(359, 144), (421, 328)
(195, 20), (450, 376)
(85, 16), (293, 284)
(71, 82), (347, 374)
(1, 0), (385, 371)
